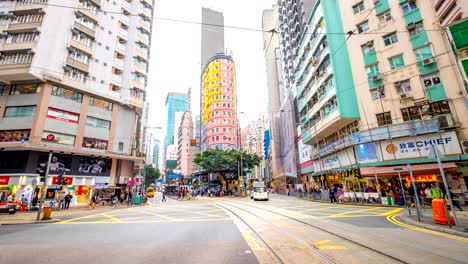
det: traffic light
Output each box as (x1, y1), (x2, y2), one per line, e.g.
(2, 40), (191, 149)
(36, 164), (46, 182)
(355, 168), (361, 179)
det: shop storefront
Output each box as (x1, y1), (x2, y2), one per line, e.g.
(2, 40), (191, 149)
(312, 148), (357, 190)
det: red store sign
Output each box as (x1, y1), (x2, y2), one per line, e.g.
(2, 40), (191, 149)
(52, 177), (73, 185)
(0, 176), (10, 185)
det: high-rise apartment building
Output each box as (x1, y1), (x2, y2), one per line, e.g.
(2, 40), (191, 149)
(201, 8), (225, 71)
(165, 92), (187, 146)
(295, 0), (468, 193)
(177, 111), (193, 179)
(152, 139), (160, 169)
(0, 0), (154, 200)
(201, 53), (238, 151)
(241, 114), (268, 180)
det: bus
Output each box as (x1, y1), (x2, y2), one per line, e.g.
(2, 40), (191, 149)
(252, 181), (269, 201)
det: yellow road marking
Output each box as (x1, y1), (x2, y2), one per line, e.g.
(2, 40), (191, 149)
(313, 239), (347, 250)
(57, 207), (136, 223)
(129, 209), (178, 220)
(325, 206), (383, 218)
(379, 208), (403, 216)
(171, 206), (230, 219)
(386, 214), (468, 243)
(302, 206), (345, 212)
(102, 213), (122, 223)
(242, 231), (266, 251)
(56, 218), (233, 224)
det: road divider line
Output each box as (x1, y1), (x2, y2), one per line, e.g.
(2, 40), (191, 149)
(129, 209), (178, 220)
(379, 208), (403, 216)
(324, 206), (383, 218)
(102, 213), (122, 223)
(386, 214), (468, 243)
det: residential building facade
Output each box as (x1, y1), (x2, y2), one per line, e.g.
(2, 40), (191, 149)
(0, 0), (154, 203)
(201, 53), (238, 151)
(241, 114), (269, 181)
(295, 0), (468, 194)
(177, 111), (193, 180)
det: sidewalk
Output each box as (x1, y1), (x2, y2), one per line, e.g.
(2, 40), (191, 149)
(399, 207), (468, 237)
(0, 203), (148, 225)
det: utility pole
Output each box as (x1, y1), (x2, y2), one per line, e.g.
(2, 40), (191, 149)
(36, 151), (52, 221)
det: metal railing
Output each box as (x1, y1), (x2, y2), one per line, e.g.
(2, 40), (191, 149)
(0, 53), (33, 64)
(16, 0), (48, 4)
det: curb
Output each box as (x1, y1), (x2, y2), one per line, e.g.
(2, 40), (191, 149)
(0, 218), (62, 226)
(296, 196), (400, 208)
(399, 214), (468, 238)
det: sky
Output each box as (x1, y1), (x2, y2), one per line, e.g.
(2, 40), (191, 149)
(146, 0), (277, 143)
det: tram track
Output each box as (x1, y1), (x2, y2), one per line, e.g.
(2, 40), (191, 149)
(216, 199), (467, 264)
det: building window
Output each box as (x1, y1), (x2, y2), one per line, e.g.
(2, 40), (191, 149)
(4, 106), (36, 118)
(388, 54), (405, 70)
(414, 46), (433, 61)
(401, 1), (417, 14)
(89, 97), (113, 111)
(366, 64), (381, 77)
(409, 22), (424, 37)
(361, 41), (375, 54)
(370, 86), (385, 100)
(0, 85), (6, 96)
(353, 1), (365, 14)
(86, 116), (111, 130)
(394, 79), (412, 95)
(401, 106), (421, 121)
(383, 32), (398, 46)
(118, 142), (124, 151)
(376, 112), (392, 126)
(357, 20), (369, 33)
(378, 11), (392, 24)
(422, 73), (441, 87)
(51, 85), (83, 103)
(9, 83), (41, 95)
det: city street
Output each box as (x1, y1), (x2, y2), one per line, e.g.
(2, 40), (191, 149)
(0, 193), (467, 264)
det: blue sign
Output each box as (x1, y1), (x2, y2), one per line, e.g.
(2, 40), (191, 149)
(156, 178), (163, 183)
(263, 130), (270, 160)
(168, 173), (181, 180)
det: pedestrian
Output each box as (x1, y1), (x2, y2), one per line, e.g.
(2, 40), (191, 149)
(430, 184), (444, 199)
(329, 187), (336, 203)
(287, 188), (290, 196)
(91, 195), (96, 209)
(60, 193), (66, 210)
(20, 195), (28, 206)
(162, 191), (166, 202)
(7, 193), (13, 203)
(449, 189), (464, 211)
(64, 193), (72, 210)
(128, 192), (133, 206)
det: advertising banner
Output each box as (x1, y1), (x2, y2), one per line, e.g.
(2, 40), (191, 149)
(0, 130), (30, 142)
(82, 137), (108, 150)
(42, 131), (76, 146)
(0, 176), (9, 185)
(380, 131), (461, 161)
(47, 108), (79, 123)
(314, 148), (356, 172)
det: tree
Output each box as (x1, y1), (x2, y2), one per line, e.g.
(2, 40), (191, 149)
(145, 165), (160, 188)
(193, 148), (262, 184)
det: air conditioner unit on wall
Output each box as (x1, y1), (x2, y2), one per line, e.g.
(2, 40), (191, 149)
(436, 114), (455, 130)
(372, 74), (382, 81)
(461, 141), (468, 155)
(423, 57), (436, 65)
(400, 93), (412, 99)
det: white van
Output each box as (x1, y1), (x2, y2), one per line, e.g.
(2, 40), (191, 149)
(252, 181), (269, 201)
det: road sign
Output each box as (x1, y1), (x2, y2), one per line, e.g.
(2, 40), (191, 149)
(393, 168), (403, 171)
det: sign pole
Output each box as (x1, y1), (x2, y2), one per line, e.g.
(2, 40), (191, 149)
(432, 144), (459, 226)
(407, 164), (421, 222)
(395, 169), (410, 216)
(37, 151), (52, 221)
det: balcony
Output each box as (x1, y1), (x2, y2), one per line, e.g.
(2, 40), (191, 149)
(140, 6), (152, 18)
(0, 53), (33, 65)
(127, 95), (144, 109)
(114, 58), (124, 69)
(132, 80), (145, 90)
(78, 9), (98, 23)
(14, 0), (47, 12)
(375, 0), (390, 14)
(69, 39), (92, 55)
(135, 48), (148, 60)
(403, 8), (422, 26)
(90, 0), (101, 7)
(425, 83), (447, 102)
(142, 0), (153, 7)
(133, 64), (147, 76)
(118, 27), (128, 38)
(111, 74), (122, 85)
(417, 58), (439, 75)
(7, 20), (43, 32)
(116, 42), (126, 53)
(363, 51), (377, 66)
(0, 41), (36, 52)
(410, 31), (429, 49)
(139, 19), (151, 32)
(137, 33), (150, 46)
(66, 57), (89, 73)
(73, 22), (95, 38)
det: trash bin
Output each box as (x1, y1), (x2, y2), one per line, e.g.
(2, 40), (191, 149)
(42, 207), (52, 220)
(432, 199), (455, 225)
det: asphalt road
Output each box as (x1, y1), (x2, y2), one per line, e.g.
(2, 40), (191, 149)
(1, 193), (467, 264)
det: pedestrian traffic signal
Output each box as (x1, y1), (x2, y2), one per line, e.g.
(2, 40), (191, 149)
(355, 169), (361, 179)
(36, 164), (46, 182)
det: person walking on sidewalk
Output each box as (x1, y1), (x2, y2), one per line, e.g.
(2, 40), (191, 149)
(91, 195), (97, 209)
(430, 184), (444, 199)
(449, 189), (464, 211)
(64, 193), (72, 210)
(162, 192), (166, 202)
(128, 192), (133, 206)
(329, 187), (337, 203)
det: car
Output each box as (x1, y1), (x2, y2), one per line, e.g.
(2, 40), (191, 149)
(252, 181), (269, 201)
(0, 202), (20, 214)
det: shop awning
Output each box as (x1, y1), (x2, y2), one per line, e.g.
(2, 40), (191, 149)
(361, 162), (458, 177)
